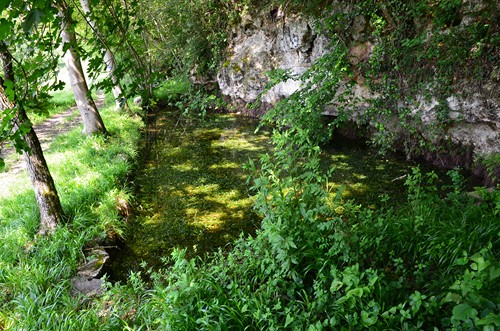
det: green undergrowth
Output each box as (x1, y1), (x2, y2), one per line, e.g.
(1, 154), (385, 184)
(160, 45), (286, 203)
(0, 99), (143, 329)
(153, 77), (191, 102)
(0, 85), (498, 329)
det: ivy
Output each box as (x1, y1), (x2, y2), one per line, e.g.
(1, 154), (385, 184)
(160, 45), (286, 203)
(258, 0), (499, 159)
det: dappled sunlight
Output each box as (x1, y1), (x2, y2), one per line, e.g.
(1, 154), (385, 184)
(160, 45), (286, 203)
(330, 154), (350, 161)
(0, 174), (31, 199)
(213, 134), (269, 152)
(184, 184), (219, 195)
(108, 112), (453, 282)
(209, 162), (240, 170)
(108, 111), (271, 279)
(72, 171), (101, 186)
(321, 135), (450, 205)
(143, 213), (162, 225)
(172, 161), (199, 172)
(343, 182), (370, 198)
(352, 173), (368, 180)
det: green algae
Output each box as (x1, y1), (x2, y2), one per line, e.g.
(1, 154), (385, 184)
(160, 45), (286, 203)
(321, 135), (450, 208)
(107, 111), (450, 282)
(107, 111), (272, 281)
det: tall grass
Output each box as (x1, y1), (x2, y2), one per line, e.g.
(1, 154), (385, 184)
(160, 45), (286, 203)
(0, 97), (143, 330)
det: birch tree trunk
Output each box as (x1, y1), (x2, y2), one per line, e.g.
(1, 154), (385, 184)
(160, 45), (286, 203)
(80, 0), (129, 111)
(0, 45), (64, 235)
(59, 3), (107, 135)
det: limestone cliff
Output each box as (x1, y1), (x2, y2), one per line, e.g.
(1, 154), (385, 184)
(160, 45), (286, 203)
(217, 4), (499, 181)
(218, 9), (328, 110)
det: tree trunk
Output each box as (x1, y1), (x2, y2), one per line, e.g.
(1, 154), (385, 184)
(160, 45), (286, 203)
(59, 4), (107, 135)
(0, 46), (64, 235)
(103, 50), (129, 111)
(80, 0), (129, 111)
(19, 108), (65, 235)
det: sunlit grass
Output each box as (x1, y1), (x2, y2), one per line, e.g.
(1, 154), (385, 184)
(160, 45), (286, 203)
(0, 94), (143, 329)
(0, 89), (77, 173)
(29, 88), (76, 124)
(0, 172), (31, 199)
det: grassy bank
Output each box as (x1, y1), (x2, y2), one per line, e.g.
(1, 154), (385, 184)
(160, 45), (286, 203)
(0, 97), (143, 329)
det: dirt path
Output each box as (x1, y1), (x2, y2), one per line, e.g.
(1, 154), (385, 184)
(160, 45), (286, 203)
(0, 93), (106, 175)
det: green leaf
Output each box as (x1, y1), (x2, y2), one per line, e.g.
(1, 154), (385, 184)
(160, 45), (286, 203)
(0, 19), (13, 40)
(22, 8), (46, 32)
(284, 314), (294, 328)
(470, 254), (491, 272)
(347, 287), (363, 297)
(361, 310), (377, 326)
(490, 265), (500, 280)
(0, 1), (12, 12)
(4, 79), (14, 101)
(0, 157), (4, 170)
(452, 303), (478, 321)
(454, 256), (468, 266)
(476, 312), (500, 327)
(286, 236), (297, 249)
(442, 292), (462, 303)
(330, 280), (343, 292)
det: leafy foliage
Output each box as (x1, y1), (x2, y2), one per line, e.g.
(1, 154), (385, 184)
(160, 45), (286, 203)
(0, 1), (63, 158)
(319, 0), (498, 158)
(71, 0), (155, 105)
(129, 0), (231, 81)
(87, 106), (499, 330)
(74, 74), (498, 329)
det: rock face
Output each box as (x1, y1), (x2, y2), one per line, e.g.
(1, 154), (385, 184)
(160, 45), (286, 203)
(445, 91), (500, 158)
(217, 9), (328, 112)
(217, 7), (499, 173)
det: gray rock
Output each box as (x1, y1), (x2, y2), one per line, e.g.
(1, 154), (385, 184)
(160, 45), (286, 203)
(71, 248), (109, 296)
(217, 12), (328, 108)
(217, 5), (499, 158)
(77, 248), (109, 279)
(71, 277), (103, 296)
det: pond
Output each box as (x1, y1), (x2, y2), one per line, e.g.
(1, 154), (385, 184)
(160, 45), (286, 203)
(105, 108), (455, 282)
(105, 109), (271, 281)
